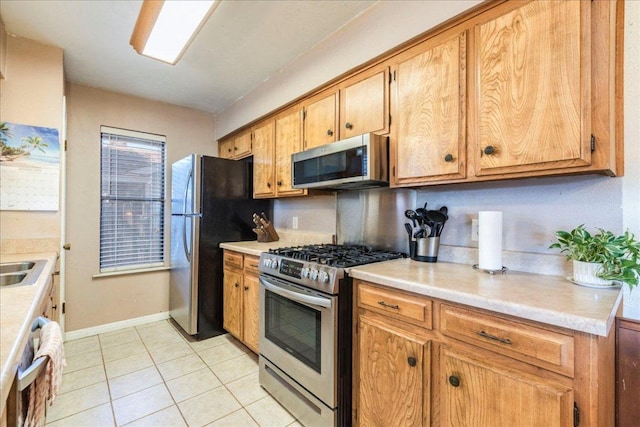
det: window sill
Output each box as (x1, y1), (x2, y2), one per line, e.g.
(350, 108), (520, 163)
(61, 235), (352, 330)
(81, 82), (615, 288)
(93, 266), (170, 279)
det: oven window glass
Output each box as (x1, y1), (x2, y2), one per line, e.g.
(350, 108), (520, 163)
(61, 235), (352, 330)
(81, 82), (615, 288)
(264, 289), (322, 373)
(293, 146), (366, 185)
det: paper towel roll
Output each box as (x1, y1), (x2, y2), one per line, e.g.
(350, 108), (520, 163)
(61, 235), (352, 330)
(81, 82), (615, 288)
(478, 211), (503, 270)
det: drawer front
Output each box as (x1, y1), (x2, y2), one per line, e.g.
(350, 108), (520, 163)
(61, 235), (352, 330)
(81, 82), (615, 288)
(223, 251), (243, 270)
(357, 282), (432, 329)
(244, 255), (261, 275)
(440, 304), (574, 376)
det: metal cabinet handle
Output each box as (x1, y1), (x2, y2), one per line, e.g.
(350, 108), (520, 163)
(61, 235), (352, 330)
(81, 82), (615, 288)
(345, 122), (353, 130)
(277, 181), (282, 186)
(477, 330), (512, 345)
(234, 283), (239, 288)
(267, 182), (271, 188)
(407, 357), (417, 367)
(483, 145), (495, 155)
(18, 316), (51, 391)
(444, 154), (454, 162)
(327, 129), (334, 136)
(449, 375), (460, 387)
(377, 301), (400, 310)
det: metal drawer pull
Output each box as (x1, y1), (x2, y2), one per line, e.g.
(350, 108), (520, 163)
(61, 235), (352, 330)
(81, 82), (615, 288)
(17, 316), (51, 391)
(377, 301), (400, 310)
(477, 330), (512, 345)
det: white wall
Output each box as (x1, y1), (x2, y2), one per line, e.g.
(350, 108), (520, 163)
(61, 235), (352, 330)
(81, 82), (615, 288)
(65, 83), (216, 331)
(215, 1), (640, 314)
(0, 35), (64, 252)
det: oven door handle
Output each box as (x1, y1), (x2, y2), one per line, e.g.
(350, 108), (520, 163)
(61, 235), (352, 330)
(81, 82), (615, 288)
(260, 277), (332, 309)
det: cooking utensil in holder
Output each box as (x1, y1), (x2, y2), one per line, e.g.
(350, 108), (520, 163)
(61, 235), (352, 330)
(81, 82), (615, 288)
(412, 236), (440, 263)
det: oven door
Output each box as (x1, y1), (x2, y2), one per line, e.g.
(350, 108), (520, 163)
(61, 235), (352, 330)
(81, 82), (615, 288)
(259, 274), (337, 407)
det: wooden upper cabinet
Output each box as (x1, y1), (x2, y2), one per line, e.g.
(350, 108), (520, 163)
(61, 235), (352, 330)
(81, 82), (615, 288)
(233, 131), (252, 158)
(340, 66), (390, 138)
(391, 31), (467, 187)
(218, 138), (235, 159)
(303, 90), (338, 150)
(253, 120), (276, 198)
(472, 0), (591, 176)
(275, 108), (306, 197)
(218, 130), (252, 160)
(440, 347), (574, 427)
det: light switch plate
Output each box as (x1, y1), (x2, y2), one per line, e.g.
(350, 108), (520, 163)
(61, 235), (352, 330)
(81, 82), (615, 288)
(292, 216), (299, 229)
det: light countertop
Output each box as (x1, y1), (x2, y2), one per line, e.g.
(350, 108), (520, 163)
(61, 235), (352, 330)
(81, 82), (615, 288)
(0, 252), (58, 413)
(220, 229), (335, 257)
(349, 258), (623, 337)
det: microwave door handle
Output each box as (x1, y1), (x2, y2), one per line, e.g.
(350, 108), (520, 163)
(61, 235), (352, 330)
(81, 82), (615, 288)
(259, 277), (332, 309)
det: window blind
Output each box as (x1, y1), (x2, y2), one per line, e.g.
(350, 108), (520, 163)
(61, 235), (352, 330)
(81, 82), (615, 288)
(100, 127), (166, 272)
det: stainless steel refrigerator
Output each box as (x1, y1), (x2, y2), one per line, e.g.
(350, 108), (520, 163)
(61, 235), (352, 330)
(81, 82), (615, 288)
(170, 154), (271, 339)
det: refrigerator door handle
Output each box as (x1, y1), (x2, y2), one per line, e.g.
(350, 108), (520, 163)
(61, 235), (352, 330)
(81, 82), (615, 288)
(182, 169), (194, 261)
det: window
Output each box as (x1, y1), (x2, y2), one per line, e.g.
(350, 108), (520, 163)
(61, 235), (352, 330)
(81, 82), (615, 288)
(100, 126), (166, 272)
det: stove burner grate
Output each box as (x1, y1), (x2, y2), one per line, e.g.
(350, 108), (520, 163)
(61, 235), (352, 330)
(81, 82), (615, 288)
(268, 244), (405, 268)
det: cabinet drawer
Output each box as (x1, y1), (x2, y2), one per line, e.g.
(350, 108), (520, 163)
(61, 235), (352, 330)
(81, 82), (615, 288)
(223, 251), (243, 270)
(357, 282), (432, 329)
(440, 305), (574, 376)
(244, 255), (261, 275)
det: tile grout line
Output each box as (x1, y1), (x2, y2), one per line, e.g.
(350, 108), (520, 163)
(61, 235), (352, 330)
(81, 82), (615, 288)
(48, 320), (299, 427)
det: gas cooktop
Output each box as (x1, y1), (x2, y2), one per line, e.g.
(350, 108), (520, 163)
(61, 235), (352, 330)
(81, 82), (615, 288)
(260, 244), (405, 295)
(267, 244), (406, 268)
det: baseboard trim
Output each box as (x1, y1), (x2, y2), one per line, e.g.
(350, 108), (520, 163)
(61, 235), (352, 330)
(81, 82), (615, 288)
(64, 311), (171, 341)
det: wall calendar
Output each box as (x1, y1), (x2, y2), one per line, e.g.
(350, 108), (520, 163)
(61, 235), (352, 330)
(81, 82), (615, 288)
(0, 121), (60, 211)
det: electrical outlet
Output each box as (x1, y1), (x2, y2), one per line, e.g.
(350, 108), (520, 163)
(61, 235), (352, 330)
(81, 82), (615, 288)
(292, 216), (299, 229)
(471, 218), (479, 241)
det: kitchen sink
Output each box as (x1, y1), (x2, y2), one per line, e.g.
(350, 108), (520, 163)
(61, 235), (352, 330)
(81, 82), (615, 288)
(0, 261), (35, 274)
(0, 260), (48, 288)
(0, 273), (28, 286)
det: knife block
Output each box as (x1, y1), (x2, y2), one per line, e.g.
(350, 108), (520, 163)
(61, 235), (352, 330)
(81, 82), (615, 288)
(253, 220), (279, 243)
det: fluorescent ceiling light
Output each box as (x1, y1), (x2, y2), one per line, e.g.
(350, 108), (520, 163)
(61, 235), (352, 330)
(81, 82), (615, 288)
(130, 0), (217, 65)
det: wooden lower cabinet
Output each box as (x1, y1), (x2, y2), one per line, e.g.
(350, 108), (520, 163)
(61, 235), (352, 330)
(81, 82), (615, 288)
(222, 251), (261, 353)
(616, 317), (640, 427)
(353, 280), (614, 427)
(357, 315), (430, 427)
(440, 347), (573, 427)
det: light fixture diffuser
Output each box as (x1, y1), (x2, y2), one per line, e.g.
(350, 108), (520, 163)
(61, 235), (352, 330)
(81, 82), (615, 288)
(130, 0), (217, 65)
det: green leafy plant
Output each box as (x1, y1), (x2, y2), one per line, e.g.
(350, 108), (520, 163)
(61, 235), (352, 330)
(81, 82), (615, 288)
(550, 225), (640, 289)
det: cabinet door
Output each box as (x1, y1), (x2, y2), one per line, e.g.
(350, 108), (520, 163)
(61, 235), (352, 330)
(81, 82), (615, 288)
(218, 138), (235, 159)
(473, 0), (590, 176)
(234, 131), (252, 159)
(275, 109), (306, 197)
(243, 272), (260, 354)
(341, 67), (389, 138)
(358, 315), (429, 427)
(440, 347), (573, 427)
(304, 91), (338, 150)
(223, 268), (243, 339)
(392, 32), (466, 186)
(253, 120), (276, 198)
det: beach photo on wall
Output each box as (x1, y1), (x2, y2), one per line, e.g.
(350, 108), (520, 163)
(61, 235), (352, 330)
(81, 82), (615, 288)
(0, 121), (60, 211)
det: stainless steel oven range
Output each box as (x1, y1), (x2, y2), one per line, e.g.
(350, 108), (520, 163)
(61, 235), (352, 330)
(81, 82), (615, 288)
(258, 244), (405, 427)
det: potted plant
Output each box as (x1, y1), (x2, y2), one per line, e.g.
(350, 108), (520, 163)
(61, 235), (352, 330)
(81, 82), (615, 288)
(550, 225), (640, 290)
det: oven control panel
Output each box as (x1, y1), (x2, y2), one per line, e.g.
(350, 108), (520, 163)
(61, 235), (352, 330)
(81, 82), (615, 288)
(259, 253), (341, 294)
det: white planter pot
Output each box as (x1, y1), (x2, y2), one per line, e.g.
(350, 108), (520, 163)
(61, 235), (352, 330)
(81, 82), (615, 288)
(572, 260), (613, 286)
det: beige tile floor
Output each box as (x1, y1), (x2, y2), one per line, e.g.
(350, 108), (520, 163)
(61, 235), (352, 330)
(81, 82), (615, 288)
(46, 320), (301, 427)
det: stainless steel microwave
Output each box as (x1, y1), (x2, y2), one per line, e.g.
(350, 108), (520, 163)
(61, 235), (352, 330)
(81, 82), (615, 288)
(291, 133), (388, 190)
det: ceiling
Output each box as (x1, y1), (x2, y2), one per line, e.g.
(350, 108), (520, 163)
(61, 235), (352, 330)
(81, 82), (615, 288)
(0, 0), (376, 115)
